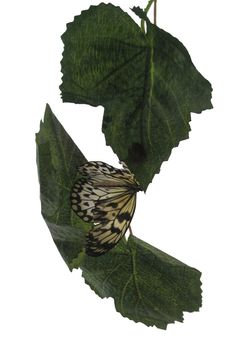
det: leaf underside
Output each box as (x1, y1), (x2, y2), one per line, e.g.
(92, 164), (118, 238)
(60, 3), (213, 190)
(36, 106), (202, 328)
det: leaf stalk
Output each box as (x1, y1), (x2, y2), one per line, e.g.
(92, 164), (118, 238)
(141, 0), (157, 32)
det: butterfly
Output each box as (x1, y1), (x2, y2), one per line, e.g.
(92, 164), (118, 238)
(70, 161), (141, 256)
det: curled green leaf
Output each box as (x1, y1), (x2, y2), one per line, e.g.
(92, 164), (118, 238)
(36, 104), (90, 268)
(36, 105), (202, 328)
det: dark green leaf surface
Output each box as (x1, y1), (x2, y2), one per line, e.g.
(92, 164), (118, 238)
(36, 106), (202, 328)
(36, 104), (91, 268)
(60, 3), (213, 190)
(81, 235), (201, 328)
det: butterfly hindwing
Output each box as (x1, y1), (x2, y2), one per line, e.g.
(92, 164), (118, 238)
(86, 193), (137, 256)
(70, 161), (141, 256)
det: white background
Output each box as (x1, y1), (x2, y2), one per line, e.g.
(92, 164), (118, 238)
(0, 0), (230, 349)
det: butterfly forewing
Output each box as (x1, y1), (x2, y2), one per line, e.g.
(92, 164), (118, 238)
(70, 161), (141, 256)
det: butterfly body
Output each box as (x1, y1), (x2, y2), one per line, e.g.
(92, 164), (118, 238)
(70, 161), (141, 256)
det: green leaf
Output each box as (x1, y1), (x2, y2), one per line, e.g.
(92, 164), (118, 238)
(81, 235), (202, 329)
(60, 4), (213, 190)
(36, 104), (91, 269)
(36, 106), (202, 328)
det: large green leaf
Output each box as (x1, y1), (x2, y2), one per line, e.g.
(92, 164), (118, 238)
(60, 4), (212, 190)
(36, 104), (91, 268)
(36, 105), (201, 328)
(81, 234), (201, 329)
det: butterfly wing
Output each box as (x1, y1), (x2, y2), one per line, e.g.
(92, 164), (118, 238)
(86, 192), (137, 256)
(70, 161), (136, 221)
(70, 161), (140, 256)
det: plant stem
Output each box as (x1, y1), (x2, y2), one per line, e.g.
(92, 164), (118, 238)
(154, 0), (157, 25)
(141, 0), (157, 32)
(145, 0), (155, 14)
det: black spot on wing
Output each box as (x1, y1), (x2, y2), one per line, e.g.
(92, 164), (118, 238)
(111, 226), (121, 234)
(117, 212), (131, 223)
(107, 202), (118, 208)
(71, 160), (139, 256)
(94, 209), (108, 221)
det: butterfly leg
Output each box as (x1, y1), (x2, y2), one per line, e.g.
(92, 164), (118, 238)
(129, 225), (133, 236)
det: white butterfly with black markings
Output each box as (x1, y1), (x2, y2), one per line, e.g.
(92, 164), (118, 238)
(70, 161), (141, 256)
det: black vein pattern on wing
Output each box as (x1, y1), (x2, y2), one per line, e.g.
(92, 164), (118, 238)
(87, 193), (137, 256)
(70, 161), (140, 256)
